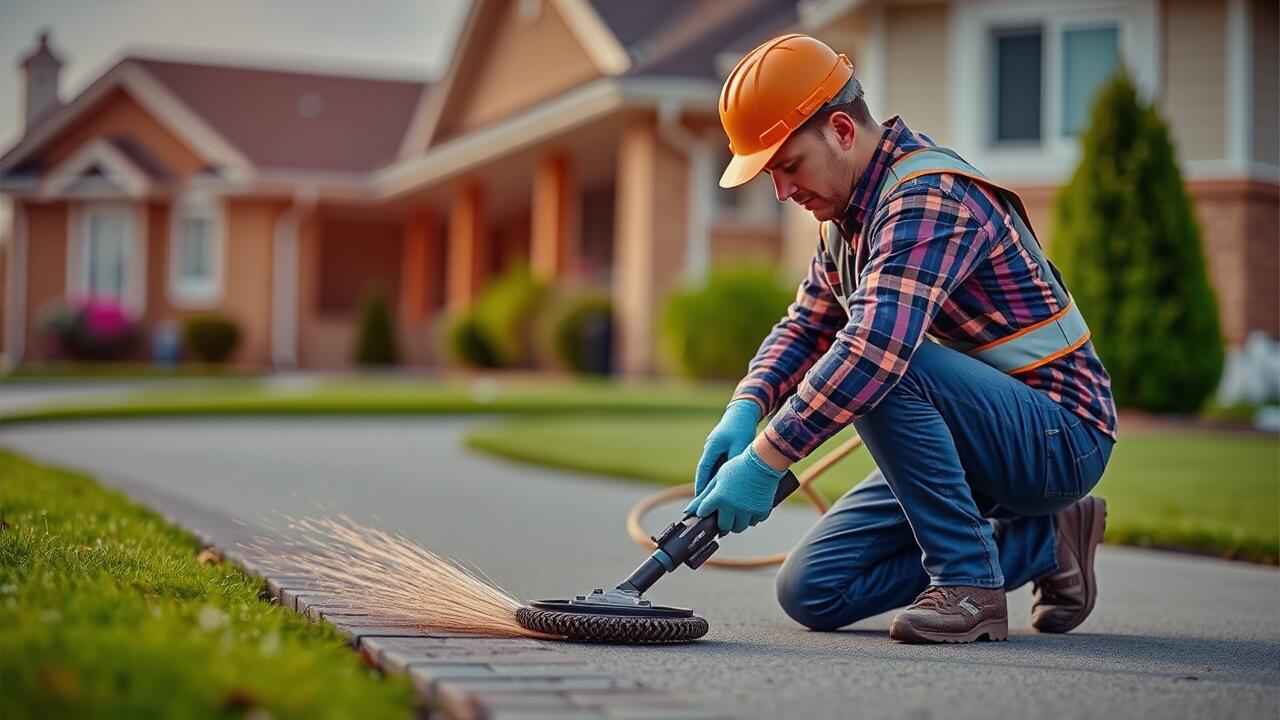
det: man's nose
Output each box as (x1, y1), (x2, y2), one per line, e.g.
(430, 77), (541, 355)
(771, 172), (794, 202)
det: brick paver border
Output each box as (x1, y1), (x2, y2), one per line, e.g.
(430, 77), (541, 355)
(102, 475), (728, 720)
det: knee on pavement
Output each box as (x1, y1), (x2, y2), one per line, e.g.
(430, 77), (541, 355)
(775, 559), (878, 632)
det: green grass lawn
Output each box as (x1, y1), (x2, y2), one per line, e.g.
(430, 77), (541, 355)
(0, 377), (732, 426)
(466, 414), (1280, 564)
(0, 362), (259, 384)
(0, 449), (415, 719)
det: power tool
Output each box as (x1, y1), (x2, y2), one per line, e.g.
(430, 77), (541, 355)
(516, 460), (801, 643)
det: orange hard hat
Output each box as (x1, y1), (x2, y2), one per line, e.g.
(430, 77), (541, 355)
(718, 34), (853, 188)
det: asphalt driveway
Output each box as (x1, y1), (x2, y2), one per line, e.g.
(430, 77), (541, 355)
(3, 417), (1276, 719)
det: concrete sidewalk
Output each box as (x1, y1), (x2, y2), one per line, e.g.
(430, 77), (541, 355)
(2, 417), (1277, 720)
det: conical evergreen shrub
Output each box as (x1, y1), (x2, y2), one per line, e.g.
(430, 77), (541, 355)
(1052, 71), (1223, 412)
(353, 286), (399, 366)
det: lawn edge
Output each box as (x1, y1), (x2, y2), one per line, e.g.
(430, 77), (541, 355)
(3, 449), (724, 720)
(465, 429), (1279, 566)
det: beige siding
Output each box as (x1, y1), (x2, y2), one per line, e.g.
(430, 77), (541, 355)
(221, 199), (278, 365)
(40, 88), (207, 179)
(1252, 0), (1279, 165)
(21, 201), (68, 358)
(1162, 0), (1227, 162)
(440, 0), (601, 140)
(813, 5), (872, 69)
(884, 3), (950, 145)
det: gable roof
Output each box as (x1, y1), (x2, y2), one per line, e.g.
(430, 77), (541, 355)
(0, 54), (429, 181)
(593, 0), (798, 78)
(40, 135), (167, 198)
(399, 0), (796, 157)
(133, 58), (427, 172)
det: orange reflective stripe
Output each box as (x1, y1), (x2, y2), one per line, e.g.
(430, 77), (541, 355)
(1005, 330), (1092, 375)
(967, 299), (1076, 355)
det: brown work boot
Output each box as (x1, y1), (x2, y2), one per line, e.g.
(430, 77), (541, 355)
(1032, 495), (1107, 633)
(889, 585), (1008, 644)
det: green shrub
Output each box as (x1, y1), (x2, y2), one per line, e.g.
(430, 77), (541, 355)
(472, 264), (548, 368)
(444, 312), (501, 368)
(539, 291), (613, 375)
(1052, 71), (1223, 412)
(659, 265), (793, 380)
(353, 287), (399, 366)
(438, 264), (550, 370)
(181, 315), (240, 363)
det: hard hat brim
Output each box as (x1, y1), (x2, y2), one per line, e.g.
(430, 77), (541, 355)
(718, 138), (787, 189)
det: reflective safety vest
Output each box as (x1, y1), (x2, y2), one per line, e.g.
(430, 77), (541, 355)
(818, 147), (1091, 376)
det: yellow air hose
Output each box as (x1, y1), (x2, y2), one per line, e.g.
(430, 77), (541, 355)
(625, 435), (864, 569)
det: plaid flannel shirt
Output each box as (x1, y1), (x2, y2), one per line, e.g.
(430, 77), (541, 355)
(733, 117), (1117, 462)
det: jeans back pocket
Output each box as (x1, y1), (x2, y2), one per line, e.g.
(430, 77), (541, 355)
(1043, 427), (1084, 499)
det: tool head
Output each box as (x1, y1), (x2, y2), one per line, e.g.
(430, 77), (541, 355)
(516, 590), (708, 643)
(520, 469), (800, 644)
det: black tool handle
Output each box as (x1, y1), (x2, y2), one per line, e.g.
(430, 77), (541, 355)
(617, 453), (803, 595)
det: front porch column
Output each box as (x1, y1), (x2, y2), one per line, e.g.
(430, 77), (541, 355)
(271, 202), (305, 368)
(613, 118), (689, 375)
(531, 153), (579, 282)
(446, 183), (488, 313)
(400, 208), (438, 324)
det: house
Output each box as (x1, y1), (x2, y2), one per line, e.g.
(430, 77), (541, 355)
(793, 0), (1278, 350)
(0, 35), (433, 369)
(2, 0), (1276, 376)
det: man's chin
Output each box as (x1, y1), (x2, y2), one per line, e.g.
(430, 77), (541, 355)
(808, 205), (836, 222)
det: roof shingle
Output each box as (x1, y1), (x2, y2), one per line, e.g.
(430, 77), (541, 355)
(133, 57), (426, 172)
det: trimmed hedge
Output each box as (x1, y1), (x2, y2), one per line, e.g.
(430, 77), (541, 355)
(182, 315), (241, 363)
(539, 291), (612, 375)
(659, 265), (793, 380)
(444, 313), (500, 368)
(1051, 71), (1223, 412)
(443, 264), (548, 369)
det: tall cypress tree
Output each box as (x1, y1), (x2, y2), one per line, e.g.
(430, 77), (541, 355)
(354, 287), (399, 367)
(1052, 71), (1223, 413)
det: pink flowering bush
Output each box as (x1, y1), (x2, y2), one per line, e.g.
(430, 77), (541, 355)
(39, 297), (139, 361)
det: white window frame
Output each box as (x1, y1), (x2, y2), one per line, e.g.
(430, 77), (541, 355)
(950, 0), (1160, 184)
(167, 191), (225, 308)
(66, 200), (147, 318)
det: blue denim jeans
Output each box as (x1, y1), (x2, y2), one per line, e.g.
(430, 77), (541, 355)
(775, 340), (1114, 631)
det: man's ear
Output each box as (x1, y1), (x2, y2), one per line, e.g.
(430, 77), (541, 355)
(828, 111), (857, 151)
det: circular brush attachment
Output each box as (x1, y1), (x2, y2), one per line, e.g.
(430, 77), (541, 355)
(517, 600), (709, 644)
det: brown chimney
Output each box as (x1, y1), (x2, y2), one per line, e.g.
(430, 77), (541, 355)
(19, 30), (63, 134)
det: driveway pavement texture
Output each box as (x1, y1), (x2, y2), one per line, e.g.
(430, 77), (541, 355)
(3, 417), (1277, 720)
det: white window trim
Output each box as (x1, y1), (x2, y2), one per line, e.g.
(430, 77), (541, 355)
(167, 191), (226, 308)
(66, 200), (148, 319)
(949, 0), (1159, 184)
(40, 137), (154, 200)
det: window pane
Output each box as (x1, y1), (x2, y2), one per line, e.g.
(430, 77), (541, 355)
(1062, 26), (1119, 136)
(181, 217), (210, 280)
(993, 30), (1043, 143)
(87, 210), (127, 298)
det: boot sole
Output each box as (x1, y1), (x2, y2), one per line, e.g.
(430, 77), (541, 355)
(1035, 496), (1107, 634)
(890, 617), (1009, 644)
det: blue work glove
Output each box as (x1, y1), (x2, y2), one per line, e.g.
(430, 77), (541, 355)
(684, 445), (786, 534)
(690, 400), (761, 500)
